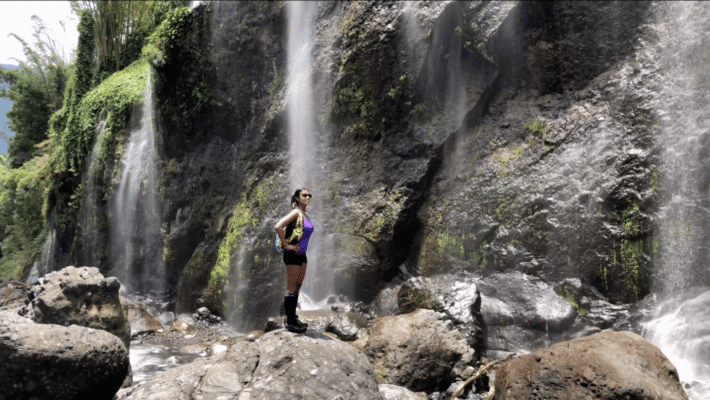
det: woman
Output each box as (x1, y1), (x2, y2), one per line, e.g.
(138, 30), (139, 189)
(274, 188), (314, 333)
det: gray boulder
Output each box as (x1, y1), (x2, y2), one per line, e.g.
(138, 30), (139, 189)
(0, 310), (129, 400)
(478, 271), (576, 332)
(494, 330), (688, 400)
(20, 266), (131, 349)
(373, 273), (484, 354)
(120, 296), (163, 337)
(477, 271), (576, 357)
(116, 329), (383, 399)
(365, 309), (477, 393)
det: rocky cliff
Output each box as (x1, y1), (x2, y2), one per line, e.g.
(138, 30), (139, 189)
(47, 1), (709, 333)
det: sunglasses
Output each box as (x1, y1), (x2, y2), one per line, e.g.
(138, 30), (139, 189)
(302, 194), (312, 198)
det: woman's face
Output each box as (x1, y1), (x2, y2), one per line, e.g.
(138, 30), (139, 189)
(299, 190), (312, 207)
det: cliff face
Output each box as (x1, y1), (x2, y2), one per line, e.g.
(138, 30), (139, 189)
(74, 1), (703, 330)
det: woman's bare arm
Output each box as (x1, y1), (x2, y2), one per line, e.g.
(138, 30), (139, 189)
(275, 209), (301, 247)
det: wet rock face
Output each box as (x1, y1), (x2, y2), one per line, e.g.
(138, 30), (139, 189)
(153, 0), (661, 321)
(19, 266), (131, 349)
(477, 272), (576, 358)
(527, 2), (652, 93)
(321, 233), (382, 302)
(494, 330), (688, 400)
(116, 329), (383, 400)
(365, 309), (477, 393)
(0, 310), (129, 400)
(479, 271), (576, 331)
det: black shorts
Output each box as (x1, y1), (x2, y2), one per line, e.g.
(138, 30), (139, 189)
(283, 252), (307, 266)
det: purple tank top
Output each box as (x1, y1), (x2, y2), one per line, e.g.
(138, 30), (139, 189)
(294, 211), (314, 255)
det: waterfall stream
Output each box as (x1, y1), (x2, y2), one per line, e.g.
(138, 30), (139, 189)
(642, 2), (710, 398)
(285, 1), (336, 306)
(109, 76), (165, 295)
(79, 109), (108, 268)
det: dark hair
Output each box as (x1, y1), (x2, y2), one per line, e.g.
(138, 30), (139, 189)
(291, 188), (309, 209)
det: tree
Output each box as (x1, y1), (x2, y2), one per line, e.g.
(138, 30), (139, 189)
(71, 0), (184, 82)
(0, 16), (70, 168)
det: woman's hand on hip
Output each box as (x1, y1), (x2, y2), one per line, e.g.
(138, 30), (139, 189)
(286, 244), (301, 252)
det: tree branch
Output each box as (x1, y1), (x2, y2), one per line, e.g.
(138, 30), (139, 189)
(452, 353), (515, 399)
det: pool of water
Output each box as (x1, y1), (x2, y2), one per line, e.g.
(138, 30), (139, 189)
(130, 342), (204, 385)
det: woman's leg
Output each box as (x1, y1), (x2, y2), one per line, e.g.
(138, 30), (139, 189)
(293, 263), (307, 293)
(285, 264), (302, 294)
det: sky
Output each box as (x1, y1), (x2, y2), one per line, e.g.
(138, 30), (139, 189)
(0, 1), (79, 155)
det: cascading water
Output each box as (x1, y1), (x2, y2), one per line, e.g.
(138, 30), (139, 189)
(25, 229), (58, 284)
(642, 2), (710, 398)
(109, 76), (165, 295)
(285, 1), (334, 307)
(79, 109), (108, 268)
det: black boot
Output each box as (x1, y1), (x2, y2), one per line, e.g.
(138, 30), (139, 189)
(284, 296), (305, 333)
(293, 292), (308, 331)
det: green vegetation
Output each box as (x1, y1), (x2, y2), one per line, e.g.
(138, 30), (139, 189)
(616, 201), (645, 300)
(0, 16), (70, 168)
(142, 6), (192, 68)
(620, 238), (643, 299)
(0, 2), (182, 280)
(558, 285), (587, 316)
(74, 0), (185, 82)
(0, 151), (52, 281)
(454, 9), (487, 56)
(524, 119), (549, 137)
(208, 201), (258, 298)
(471, 240), (489, 272)
(495, 192), (517, 223)
(438, 232), (466, 261)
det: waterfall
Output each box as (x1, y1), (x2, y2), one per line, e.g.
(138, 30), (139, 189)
(109, 75), (165, 294)
(284, 1), (335, 306)
(79, 109), (108, 268)
(642, 2), (710, 397)
(25, 229), (58, 284)
(286, 1), (317, 188)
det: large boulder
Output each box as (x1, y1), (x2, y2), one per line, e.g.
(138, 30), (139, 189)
(365, 309), (477, 393)
(20, 266), (131, 349)
(372, 272), (484, 354)
(120, 296), (163, 337)
(477, 271), (577, 357)
(494, 330), (688, 400)
(116, 329), (383, 399)
(0, 310), (129, 400)
(0, 281), (30, 313)
(407, 273), (484, 353)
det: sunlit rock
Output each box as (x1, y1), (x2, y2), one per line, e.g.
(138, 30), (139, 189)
(116, 329), (382, 400)
(365, 309), (477, 393)
(495, 330), (688, 400)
